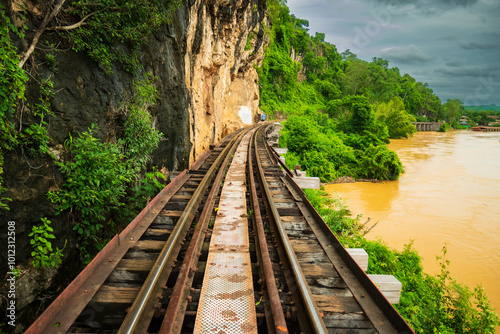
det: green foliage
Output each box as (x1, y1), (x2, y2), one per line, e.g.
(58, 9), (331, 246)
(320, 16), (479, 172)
(122, 170), (165, 220)
(280, 112), (402, 181)
(20, 77), (55, 156)
(442, 99), (464, 126)
(245, 32), (256, 51)
(375, 97), (417, 139)
(460, 109), (498, 126)
(1, 7), (28, 212)
(258, 1), (443, 120)
(438, 122), (451, 132)
(48, 124), (130, 238)
(304, 189), (500, 333)
(359, 145), (404, 180)
(121, 75), (163, 174)
(465, 104), (500, 112)
(48, 76), (163, 246)
(64, 0), (181, 73)
(0, 6), (27, 151)
(0, 154), (11, 212)
(29, 218), (65, 268)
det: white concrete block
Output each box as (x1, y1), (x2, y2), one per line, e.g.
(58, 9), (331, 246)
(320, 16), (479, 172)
(274, 148), (288, 155)
(293, 176), (320, 189)
(367, 274), (402, 304)
(346, 248), (369, 271)
(295, 170), (307, 177)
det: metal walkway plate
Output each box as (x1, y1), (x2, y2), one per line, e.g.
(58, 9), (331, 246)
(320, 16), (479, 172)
(194, 129), (258, 334)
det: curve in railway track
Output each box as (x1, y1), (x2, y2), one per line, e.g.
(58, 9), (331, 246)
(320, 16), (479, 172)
(27, 123), (414, 334)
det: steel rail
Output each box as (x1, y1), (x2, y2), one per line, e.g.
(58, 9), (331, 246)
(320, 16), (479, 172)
(24, 170), (191, 334)
(158, 128), (250, 334)
(253, 128), (328, 334)
(117, 135), (240, 334)
(261, 123), (414, 333)
(248, 128), (289, 334)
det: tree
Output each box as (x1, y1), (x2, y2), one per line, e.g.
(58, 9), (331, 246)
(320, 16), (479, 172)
(12, 0), (181, 72)
(375, 97), (417, 138)
(443, 99), (463, 126)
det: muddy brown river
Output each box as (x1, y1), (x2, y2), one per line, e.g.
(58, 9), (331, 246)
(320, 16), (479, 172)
(324, 130), (500, 326)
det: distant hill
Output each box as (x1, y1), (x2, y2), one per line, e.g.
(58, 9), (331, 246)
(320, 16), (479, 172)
(465, 104), (500, 112)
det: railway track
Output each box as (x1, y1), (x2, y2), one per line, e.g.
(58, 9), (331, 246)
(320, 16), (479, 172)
(27, 123), (414, 334)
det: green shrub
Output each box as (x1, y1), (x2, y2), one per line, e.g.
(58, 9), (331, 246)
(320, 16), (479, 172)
(0, 6), (27, 151)
(121, 75), (163, 174)
(304, 189), (500, 333)
(48, 125), (131, 238)
(29, 218), (65, 268)
(65, 0), (181, 72)
(1, 6), (28, 212)
(48, 75), (163, 242)
(358, 145), (404, 180)
(438, 122), (451, 132)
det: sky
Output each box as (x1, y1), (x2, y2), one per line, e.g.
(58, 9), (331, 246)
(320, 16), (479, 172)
(287, 0), (500, 106)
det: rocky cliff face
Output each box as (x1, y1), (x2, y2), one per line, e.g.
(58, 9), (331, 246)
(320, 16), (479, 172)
(184, 0), (266, 162)
(0, 0), (267, 330)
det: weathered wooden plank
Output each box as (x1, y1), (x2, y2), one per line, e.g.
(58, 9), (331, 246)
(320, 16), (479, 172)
(273, 201), (296, 208)
(142, 228), (172, 239)
(159, 210), (183, 217)
(277, 207), (302, 216)
(115, 259), (155, 272)
(310, 286), (353, 296)
(313, 295), (363, 314)
(296, 251), (330, 264)
(328, 328), (377, 334)
(322, 314), (374, 330)
(170, 195), (192, 201)
(281, 216), (306, 223)
(282, 221), (312, 233)
(93, 285), (140, 304)
(290, 240), (324, 253)
(106, 270), (146, 283)
(308, 277), (346, 289)
(271, 197), (295, 203)
(301, 263), (339, 278)
(132, 240), (165, 251)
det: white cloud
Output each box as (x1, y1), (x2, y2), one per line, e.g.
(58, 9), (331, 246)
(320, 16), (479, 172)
(379, 44), (433, 64)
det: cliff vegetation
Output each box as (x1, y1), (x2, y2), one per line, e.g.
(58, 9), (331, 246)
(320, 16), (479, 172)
(258, 1), (500, 332)
(1, 0), (267, 330)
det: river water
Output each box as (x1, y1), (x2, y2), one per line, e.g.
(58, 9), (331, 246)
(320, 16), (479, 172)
(324, 130), (500, 322)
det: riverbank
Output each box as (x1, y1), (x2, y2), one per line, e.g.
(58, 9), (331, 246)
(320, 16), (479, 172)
(324, 130), (500, 332)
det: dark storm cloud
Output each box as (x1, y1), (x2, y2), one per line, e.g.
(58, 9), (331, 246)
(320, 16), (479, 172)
(287, 0), (500, 104)
(369, 0), (479, 10)
(459, 42), (498, 50)
(444, 59), (464, 67)
(435, 64), (500, 77)
(379, 44), (433, 64)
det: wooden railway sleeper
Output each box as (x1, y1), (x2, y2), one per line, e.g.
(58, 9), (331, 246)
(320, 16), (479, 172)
(117, 135), (242, 334)
(248, 129), (289, 334)
(158, 131), (246, 334)
(253, 128), (328, 334)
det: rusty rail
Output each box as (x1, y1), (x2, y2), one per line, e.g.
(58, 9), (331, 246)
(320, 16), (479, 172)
(253, 128), (328, 334)
(158, 132), (246, 334)
(248, 130), (288, 334)
(118, 134), (242, 334)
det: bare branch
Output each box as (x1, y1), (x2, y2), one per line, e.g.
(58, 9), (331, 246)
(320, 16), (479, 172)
(18, 0), (67, 69)
(48, 12), (96, 31)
